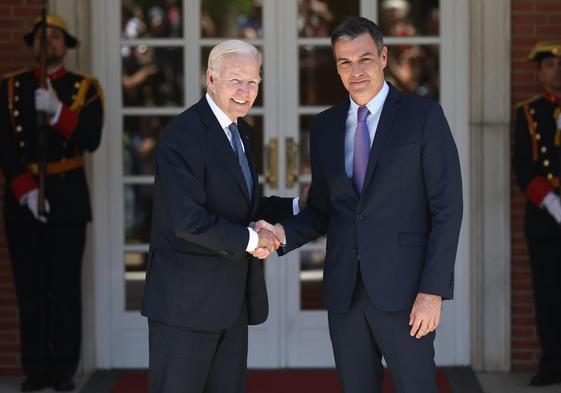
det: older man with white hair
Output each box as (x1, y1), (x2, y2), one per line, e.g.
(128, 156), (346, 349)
(141, 40), (301, 393)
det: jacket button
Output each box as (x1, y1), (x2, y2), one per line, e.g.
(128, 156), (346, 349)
(358, 214), (364, 221)
(352, 248), (357, 254)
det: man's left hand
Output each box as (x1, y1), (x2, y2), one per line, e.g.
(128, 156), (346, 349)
(409, 292), (442, 339)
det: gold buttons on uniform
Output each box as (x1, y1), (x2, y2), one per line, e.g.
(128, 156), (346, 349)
(14, 81), (20, 88)
(544, 160), (550, 167)
(548, 173), (554, 179)
(541, 146), (547, 154)
(535, 133), (541, 140)
(14, 95), (19, 102)
(74, 82), (80, 89)
(530, 108), (536, 115)
(19, 141), (25, 148)
(13, 110), (19, 117)
(16, 125), (22, 133)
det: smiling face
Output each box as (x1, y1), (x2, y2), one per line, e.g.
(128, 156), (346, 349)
(334, 32), (387, 105)
(206, 53), (261, 122)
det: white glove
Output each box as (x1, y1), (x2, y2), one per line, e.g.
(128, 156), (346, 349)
(35, 79), (63, 117)
(19, 188), (50, 223)
(541, 191), (561, 224)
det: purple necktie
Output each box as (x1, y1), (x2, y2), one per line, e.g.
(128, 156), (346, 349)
(353, 106), (370, 195)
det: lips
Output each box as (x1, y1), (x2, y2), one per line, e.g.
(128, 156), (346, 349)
(232, 98), (248, 104)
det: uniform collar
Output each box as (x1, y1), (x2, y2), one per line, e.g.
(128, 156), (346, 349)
(544, 90), (561, 105)
(32, 66), (67, 81)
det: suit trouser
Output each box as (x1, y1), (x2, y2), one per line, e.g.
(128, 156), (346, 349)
(4, 218), (85, 380)
(148, 304), (248, 393)
(526, 237), (561, 372)
(328, 273), (437, 393)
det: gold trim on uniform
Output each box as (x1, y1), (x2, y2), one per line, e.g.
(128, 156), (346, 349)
(536, 133), (541, 140)
(16, 125), (22, 133)
(13, 110), (19, 117)
(541, 146), (547, 154)
(543, 160), (550, 167)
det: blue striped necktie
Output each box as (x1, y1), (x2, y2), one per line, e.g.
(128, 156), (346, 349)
(228, 122), (253, 198)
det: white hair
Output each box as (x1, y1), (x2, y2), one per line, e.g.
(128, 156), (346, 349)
(207, 39), (262, 74)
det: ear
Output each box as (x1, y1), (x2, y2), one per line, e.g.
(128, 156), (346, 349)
(380, 46), (388, 69)
(207, 68), (215, 91)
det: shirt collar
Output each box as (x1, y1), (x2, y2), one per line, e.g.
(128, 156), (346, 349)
(32, 66), (67, 81)
(349, 81), (389, 117)
(544, 90), (561, 105)
(206, 93), (236, 130)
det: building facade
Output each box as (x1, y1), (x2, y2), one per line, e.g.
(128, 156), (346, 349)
(0, 0), (559, 375)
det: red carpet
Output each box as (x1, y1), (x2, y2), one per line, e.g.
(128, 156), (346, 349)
(111, 369), (452, 393)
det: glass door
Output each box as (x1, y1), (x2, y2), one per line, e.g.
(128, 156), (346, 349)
(99, 0), (469, 368)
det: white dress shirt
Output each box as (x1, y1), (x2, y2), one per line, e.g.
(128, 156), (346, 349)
(205, 94), (299, 252)
(344, 81), (389, 178)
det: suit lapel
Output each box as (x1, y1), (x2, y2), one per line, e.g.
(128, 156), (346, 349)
(238, 119), (259, 212)
(359, 85), (401, 203)
(198, 97), (252, 204)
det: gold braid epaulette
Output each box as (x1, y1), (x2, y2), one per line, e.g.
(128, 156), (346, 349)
(522, 103), (539, 161)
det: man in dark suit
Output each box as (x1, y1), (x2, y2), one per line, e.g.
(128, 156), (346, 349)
(514, 40), (561, 387)
(0, 14), (103, 392)
(141, 40), (300, 393)
(257, 17), (462, 393)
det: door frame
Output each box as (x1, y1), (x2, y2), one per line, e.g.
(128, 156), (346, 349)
(84, 0), (511, 370)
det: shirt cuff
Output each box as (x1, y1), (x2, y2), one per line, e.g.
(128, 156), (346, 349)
(292, 197), (300, 215)
(246, 227), (259, 252)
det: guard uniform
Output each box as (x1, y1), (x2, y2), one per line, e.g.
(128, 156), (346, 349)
(0, 15), (103, 389)
(513, 40), (561, 386)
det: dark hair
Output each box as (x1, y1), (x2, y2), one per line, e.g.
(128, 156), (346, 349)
(331, 17), (384, 54)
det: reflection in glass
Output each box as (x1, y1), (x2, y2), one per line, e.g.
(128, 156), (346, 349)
(298, 0), (359, 38)
(200, 47), (264, 108)
(125, 185), (153, 244)
(385, 45), (439, 100)
(122, 46), (183, 107)
(299, 46), (347, 106)
(378, 0), (439, 37)
(300, 250), (326, 310)
(121, 0), (182, 38)
(125, 252), (147, 310)
(201, 0), (263, 38)
(123, 116), (172, 176)
(299, 116), (312, 175)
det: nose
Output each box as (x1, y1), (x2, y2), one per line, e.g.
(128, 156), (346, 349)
(351, 62), (363, 77)
(238, 81), (250, 94)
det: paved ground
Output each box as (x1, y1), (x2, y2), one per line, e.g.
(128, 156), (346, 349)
(0, 371), (560, 392)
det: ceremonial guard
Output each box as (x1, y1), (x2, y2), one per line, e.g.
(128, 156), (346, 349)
(0, 14), (103, 391)
(514, 40), (561, 387)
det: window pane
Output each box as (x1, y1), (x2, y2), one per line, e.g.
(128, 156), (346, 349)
(125, 185), (153, 244)
(201, 0), (263, 38)
(122, 45), (184, 107)
(121, 0), (183, 38)
(298, 0), (359, 38)
(300, 249), (325, 310)
(123, 116), (172, 176)
(200, 47), (264, 107)
(385, 45), (439, 100)
(299, 46), (347, 106)
(125, 252), (147, 310)
(299, 115), (312, 176)
(378, 0), (439, 36)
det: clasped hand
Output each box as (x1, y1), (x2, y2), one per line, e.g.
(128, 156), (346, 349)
(248, 220), (286, 260)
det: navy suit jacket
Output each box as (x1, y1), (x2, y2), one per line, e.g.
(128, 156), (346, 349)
(141, 96), (293, 330)
(280, 84), (463, 313)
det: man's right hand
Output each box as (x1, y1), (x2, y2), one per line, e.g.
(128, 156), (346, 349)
(249, 228), (280, 259)
(19, 188), (50, 223)
(254, 220), (286, 245)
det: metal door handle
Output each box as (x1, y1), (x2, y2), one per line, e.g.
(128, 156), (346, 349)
(286, 137), (299, 188)
(266, 138), (278, 188)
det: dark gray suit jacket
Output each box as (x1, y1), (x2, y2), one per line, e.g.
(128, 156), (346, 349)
(142, 96), (292, 330)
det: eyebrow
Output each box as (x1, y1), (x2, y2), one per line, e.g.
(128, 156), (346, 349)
(337, 52), (375, 61)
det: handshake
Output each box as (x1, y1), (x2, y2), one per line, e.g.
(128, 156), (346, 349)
(248, 220), (286, 260)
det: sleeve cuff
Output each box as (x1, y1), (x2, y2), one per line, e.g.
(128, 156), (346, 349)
(10, 173), (37, 201)
(526, 176), (553, 207)
(292, 197), (300, 215)
(52, 104), (78, 138)
(246, 227), (259, 252)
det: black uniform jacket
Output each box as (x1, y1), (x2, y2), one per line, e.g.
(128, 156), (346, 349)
(514, 92), (561, 238)
(0, 67), (104, 223)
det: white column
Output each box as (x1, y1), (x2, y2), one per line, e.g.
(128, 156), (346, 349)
(470, 0), (511, 372)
